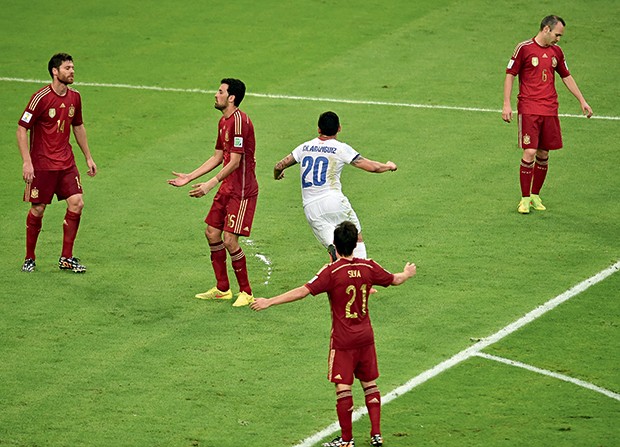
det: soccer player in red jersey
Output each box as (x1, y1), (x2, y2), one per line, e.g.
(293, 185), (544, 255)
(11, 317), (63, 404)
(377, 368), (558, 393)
(17, 53), (97, 273)
(502, 15), (593, 214)
(251, 221), (416, 447)
(168, 78), (259, 307)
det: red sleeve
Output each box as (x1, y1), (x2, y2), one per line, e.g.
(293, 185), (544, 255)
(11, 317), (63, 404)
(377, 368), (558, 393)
(554, 46), (571, 78)
(369, 260), (394, 288)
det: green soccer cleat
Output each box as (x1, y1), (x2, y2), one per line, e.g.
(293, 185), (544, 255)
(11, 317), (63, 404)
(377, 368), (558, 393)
(195, 287), (233, 300)
(530, 194), (546, 211)
(517, 197), (530, 214)
(232, 291), (255, 307)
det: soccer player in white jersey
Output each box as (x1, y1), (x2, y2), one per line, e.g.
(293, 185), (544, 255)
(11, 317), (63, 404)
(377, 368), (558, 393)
(273, 111), (397, 261)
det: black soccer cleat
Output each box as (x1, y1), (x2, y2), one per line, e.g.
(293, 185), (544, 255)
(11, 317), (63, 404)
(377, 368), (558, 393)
(370, 434), (383, 446)
(59, 256), (86, 273)
(22, 258), (36, 272)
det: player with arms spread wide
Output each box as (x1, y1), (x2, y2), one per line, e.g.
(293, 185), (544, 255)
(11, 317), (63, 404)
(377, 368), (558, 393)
(273, 111), (397, 261)
(251, 221), (417, 447)
(168, 78), (258, 307)
(17, 53), (97, 273)
(503, 15), (593, 214)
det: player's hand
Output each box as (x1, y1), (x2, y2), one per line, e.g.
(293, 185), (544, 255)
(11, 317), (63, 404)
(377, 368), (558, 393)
(581, 102), (593, 118)
(167, 172), (191, 187)
(22, 161), (35, 183)
(386, 161), (397, 172)
(502, 105), (512, 123)
(86, 159), (97, 177)
(189, 177), (217, 198)
(250, 298), (270, 312)
(274, 170), (285, 180)
(403, 262), (417, 278)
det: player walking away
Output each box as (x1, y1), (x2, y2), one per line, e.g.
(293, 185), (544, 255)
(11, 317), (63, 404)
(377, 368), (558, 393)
(17, 53), (97, 273)
(168, 78), (258, 307)
(251, 221), (417, 447)
(273, 111), (397, 262)
(502, 15), (593, 214)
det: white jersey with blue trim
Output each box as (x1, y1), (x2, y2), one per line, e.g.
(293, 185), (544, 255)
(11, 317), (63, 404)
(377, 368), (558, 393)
(291, 137), (359, 206)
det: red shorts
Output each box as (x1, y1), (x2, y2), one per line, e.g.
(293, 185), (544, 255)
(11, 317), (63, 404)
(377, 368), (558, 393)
(327, 343), (379, 385)
(205, 191), (257, 237)
(518, 114), (563, 150)
(23, 166), (82, 204)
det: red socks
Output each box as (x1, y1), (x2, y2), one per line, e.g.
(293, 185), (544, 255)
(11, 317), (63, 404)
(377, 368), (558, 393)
(364, 384), (382, 436)
(209, 242), (230, 291)
(531, 156), (549, 195)
(25, 211), (43, 259)
(61, 210), (81, 258)
(519, 159), (534, 197)
(230, 248), (251, 295)
(336, 389), (354, 442)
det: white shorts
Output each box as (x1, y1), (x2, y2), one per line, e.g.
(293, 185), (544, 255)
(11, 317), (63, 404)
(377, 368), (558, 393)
(303, 195), (362, 247)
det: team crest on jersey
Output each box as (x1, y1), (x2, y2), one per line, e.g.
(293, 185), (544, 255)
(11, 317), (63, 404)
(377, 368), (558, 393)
(224, 130), (230, 142)
(68, 105), (75, 117)
(531, 57), (539, 67)
(30, 187), (39, 199)
(551, 57), (557, 68)
(523, 134), (531, 145)
(48, 108), (56, 118)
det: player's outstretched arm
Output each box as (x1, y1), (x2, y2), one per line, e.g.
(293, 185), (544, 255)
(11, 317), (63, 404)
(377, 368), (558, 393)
(351, 156), (397, 173)
(274, 154), (297, 180)
(168, 150), (224, 187)
(391, 262), (417, 286)
(250, 285), (311, 311)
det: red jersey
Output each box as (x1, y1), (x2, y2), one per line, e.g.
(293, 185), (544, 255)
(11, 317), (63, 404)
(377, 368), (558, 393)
(18, 85), (84, 170)
(305, 258), (394, 350)
(506, 39), (570, 116)
(215, 109), (258, 199)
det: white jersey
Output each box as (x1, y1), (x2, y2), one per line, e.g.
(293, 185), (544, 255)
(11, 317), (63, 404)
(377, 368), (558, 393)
(291, 137), (360, 206)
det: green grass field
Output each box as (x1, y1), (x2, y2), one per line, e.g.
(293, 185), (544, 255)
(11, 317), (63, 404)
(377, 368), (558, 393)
(0, 1), (618, 446)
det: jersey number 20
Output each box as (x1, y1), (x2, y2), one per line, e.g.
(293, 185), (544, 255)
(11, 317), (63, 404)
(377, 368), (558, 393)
(301, 156), (328, 188)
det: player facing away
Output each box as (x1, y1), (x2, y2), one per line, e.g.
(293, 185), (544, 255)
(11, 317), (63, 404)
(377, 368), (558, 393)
(502, 15), (593, 214)
(17, 53), (97, 273)
(251, 221), (417, 447)
(273, 111), (397, 262)
(168, 78), (258, 307)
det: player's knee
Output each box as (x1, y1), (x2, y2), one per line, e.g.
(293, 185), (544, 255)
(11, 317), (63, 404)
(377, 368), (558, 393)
(30, 203), (46, 217)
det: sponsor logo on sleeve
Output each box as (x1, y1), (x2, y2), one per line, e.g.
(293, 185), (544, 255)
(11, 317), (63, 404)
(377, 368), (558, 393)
(507, 59), (515, 69)
(234, 137), (243, 148)
(21, 111), (33, 123)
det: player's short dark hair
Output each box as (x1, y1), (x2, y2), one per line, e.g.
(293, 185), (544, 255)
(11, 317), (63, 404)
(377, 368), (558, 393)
(221, 78), (246, 106)
(334, 221), (358, 257)
(48, 53), (73, 79)
(318, 111), (340, 137)
(540, 15), (565, 31)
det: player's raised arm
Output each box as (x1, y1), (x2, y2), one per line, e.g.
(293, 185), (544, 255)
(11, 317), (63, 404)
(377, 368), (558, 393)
(273, 154), (297, 180)
(351, 156), (397, 173)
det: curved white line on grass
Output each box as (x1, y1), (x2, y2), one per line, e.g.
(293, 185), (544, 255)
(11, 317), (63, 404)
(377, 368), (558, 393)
(2, 77), (619, 121)
(243, 239), (272, 285)
(292, 261), (620, 447)
(474, 352), (620, 401)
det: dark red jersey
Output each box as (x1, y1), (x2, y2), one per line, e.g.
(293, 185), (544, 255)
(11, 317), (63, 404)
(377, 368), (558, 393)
(305, 258), (394, 350)
(506, 39), (571, 116)
(215, 109), (258, 199)
(18, 85), (84, 170)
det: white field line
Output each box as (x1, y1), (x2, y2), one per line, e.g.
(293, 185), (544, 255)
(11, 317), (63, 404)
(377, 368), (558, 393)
(2, 77), (619, 121)
(293, 261), (620, 447)
(474, 352), (620, 402)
